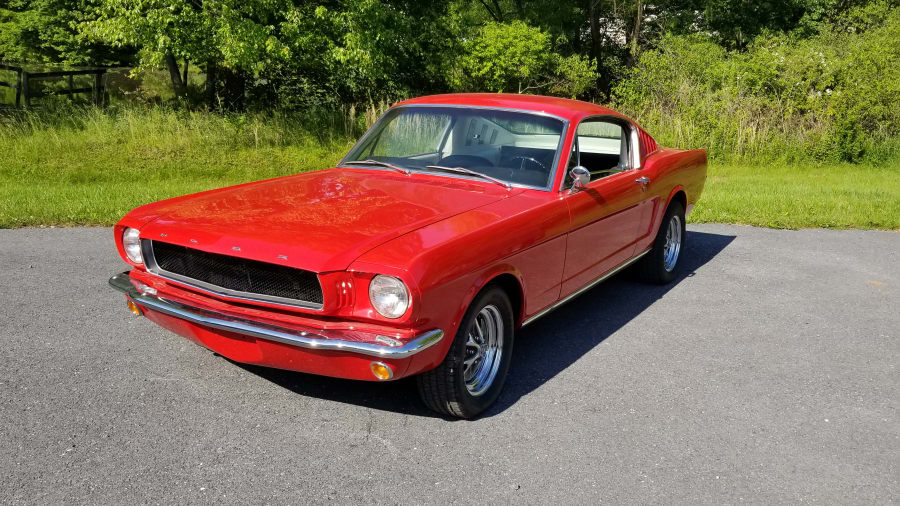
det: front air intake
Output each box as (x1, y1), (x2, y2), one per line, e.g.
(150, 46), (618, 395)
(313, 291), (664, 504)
(144, 240), (323, 309)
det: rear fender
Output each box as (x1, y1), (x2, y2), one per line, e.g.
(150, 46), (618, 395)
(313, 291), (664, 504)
(647, 185), (687, 239)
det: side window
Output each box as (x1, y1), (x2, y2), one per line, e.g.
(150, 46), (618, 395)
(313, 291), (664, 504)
(575, 119), (629, 180)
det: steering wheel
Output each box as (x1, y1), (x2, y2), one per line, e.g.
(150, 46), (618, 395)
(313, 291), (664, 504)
(509, 155), (547, 172)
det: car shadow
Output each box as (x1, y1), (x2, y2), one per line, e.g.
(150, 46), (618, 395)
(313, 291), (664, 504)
(235, 230), (735, 419)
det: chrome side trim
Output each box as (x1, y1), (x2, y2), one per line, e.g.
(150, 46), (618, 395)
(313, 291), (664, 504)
(141, 240), (324, 311)
(521, 247), (651, 326)
(109, 272), (443, 359)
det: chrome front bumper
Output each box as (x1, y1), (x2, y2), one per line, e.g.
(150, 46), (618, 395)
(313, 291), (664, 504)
(108, 272), (444, 359)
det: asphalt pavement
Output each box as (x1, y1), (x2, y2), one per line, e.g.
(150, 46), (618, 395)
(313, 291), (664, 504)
(0, 224), (897, 504)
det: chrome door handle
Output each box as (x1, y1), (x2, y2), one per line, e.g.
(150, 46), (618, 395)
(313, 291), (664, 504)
(635, 177), (650, 184)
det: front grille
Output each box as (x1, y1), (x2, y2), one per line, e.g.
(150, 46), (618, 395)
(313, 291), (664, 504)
(146, 240), (323, 307)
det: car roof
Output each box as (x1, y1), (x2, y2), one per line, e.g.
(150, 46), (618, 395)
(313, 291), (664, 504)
(394, 93), (629, 123)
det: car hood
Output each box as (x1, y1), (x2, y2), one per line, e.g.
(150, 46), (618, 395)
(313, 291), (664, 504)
(134, 168), (515, 272)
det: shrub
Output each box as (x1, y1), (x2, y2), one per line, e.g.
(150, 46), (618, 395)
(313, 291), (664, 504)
(613, 5), (900, 163)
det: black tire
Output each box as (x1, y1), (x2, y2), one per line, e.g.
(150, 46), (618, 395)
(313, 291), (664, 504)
(638, 200), (686, 284)
(416, 286), (514, 419)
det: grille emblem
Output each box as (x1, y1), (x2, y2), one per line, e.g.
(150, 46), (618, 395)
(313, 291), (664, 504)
(159, 233), (167, 237)
(232, 246), (241, 251)
(189, 238), (198, 243)
(278, 254), (288, 260)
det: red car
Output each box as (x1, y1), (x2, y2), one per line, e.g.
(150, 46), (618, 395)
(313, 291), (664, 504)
(109, 94), (707, 418)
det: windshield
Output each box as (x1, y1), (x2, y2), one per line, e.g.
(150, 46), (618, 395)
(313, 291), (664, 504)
(342, 106), (566, 189)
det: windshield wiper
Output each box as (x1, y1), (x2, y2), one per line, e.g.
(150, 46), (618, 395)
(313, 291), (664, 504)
(423, 165), (512, 190)
(343, 159), (410, 175)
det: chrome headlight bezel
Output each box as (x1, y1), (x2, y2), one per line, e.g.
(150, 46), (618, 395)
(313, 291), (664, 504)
(122, 227), (143, 264)
(368, 275), (410, 319)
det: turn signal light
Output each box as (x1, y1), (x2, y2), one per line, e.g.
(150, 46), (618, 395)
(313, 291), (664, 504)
(370, 361), (393, 381)
(126, 298), (143, 316)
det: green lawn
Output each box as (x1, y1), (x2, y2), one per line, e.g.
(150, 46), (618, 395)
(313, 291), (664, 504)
(0, 107), (354, 227)
(689, 162), (900, 229)
(1, 107), (898, 229)
(3, 159), (897, 229)
(0, 145), (348, 228)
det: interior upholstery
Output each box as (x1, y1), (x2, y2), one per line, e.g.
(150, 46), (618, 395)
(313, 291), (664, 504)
(580, 152), (622, 179)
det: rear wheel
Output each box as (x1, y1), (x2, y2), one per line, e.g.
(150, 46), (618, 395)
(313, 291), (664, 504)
(639, 200), (685, 284)
(417, 287), (514, 419)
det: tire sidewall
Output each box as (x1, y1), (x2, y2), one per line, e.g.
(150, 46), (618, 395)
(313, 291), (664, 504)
(654, 201), (685, 283)
(450, 287), (515, 416)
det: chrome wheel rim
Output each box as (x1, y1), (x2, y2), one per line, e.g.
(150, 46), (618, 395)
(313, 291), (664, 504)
(663, 214), (682, 272)
(463, 305), (504, 396)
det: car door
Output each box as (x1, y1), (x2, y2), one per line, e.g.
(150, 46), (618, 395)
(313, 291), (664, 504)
(561, 118), (653, 296)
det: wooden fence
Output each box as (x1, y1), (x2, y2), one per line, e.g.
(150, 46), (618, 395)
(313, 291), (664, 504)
(0, 64), (107, 107)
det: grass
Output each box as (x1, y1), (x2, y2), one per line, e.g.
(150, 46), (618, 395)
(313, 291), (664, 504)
(690, 162), (900, 229)
(0, 105), (356, 227)
(0, 105), (898, 229)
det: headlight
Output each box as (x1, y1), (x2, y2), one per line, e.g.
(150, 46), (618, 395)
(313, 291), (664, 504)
(122, 227), (143, 264)
(369, 275), (409, 319)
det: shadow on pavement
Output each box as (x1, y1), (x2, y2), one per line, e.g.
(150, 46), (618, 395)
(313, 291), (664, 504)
(238, 230), (735, 419)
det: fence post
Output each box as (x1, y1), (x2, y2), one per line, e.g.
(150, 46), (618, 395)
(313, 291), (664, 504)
(68, 74), (74, 101)
(15, 69), (22, 107)
(21, 72), (30, 108)
(93, 71), (104, 106)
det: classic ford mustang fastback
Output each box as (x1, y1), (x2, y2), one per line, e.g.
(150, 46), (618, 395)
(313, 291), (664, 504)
(109, 93), (706, 418)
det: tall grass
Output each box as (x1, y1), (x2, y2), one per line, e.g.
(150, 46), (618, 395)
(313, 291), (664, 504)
(619, 81), (900, 166)
(613, 9), (900, 164)
(0, 102), (395, 184)
(0, 103), (373, 227)
(1, 102), (898, 229)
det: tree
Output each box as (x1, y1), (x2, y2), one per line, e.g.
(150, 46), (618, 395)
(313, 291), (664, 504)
(0, 0), (132, 64)
(701, 0), (808, 48)
(82, 0), (452, 107)
(448, 20), (596, 97)
(82, 0), (268, 102)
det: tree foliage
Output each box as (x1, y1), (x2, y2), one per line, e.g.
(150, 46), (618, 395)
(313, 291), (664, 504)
(614, 3), (900, 162)
(73, 0), (451, 106)
(0, 0), (129, 64)
(447, 21), (596, 97)
(1, 0), (898, 138)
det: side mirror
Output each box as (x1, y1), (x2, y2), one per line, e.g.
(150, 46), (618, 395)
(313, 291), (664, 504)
(569, 166), (590, 193)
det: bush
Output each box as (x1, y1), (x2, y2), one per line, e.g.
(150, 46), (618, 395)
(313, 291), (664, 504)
(613, 5), (900, 163)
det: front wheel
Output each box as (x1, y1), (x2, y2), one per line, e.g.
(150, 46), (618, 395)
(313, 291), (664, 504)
(416, 287), (514, 419)
(638, 200), (686, 284)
